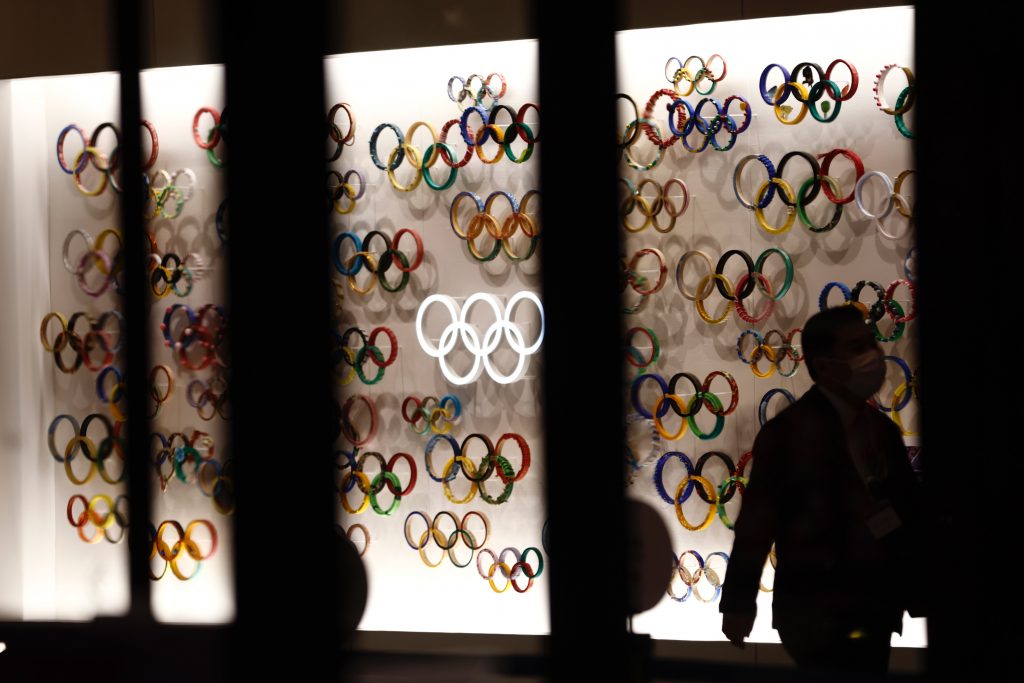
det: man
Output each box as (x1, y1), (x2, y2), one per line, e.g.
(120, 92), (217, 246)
(719, 306), (925, 673)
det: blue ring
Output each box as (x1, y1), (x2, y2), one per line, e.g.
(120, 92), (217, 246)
(96, 365), (124, 402)
(759, 388), (797, 427)
(336, 449), (358, 493)
(630, 373), (670, 420)
(818, 281), (852, 311)
(653, 451), (695, 505)
(460, 106), (491, 147)
(875, 355), (914, 413)
(424, 433), (461, 483)
(404, 511), (434, 550)
(759, 64), (791, 105)
(332, 232), (363, 276)
(736, 330), (764, 365)
(666, 99), (696, 138)
(368, 123), (405, 171)
(439, 394), (462, 420)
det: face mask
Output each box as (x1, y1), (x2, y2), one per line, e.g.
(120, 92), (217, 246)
(842, 349), (886, 399)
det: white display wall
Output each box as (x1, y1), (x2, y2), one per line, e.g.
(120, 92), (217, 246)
(0, 3), (922, 648)
(616, 6), (922, 646)
(0, 66), (234, 622)
(325, 41), (549, 635)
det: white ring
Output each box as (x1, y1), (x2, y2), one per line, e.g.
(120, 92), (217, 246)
(854, 170), (895, 220)
(416, 291), (544, 384)
(63, 229), (94, 273)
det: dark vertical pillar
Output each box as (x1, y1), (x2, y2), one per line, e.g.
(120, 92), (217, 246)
(535, 1), (629, 680)
(113, 0), (152, 622)
(221, 0), (343, 680)
(916, 5), (1019, 679)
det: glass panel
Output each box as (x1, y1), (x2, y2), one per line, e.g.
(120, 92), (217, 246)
(616, 4), (922, 649)
(0, 70), (129, 619)
(327, 39), (549, 634)
(141, 63), (233, 622)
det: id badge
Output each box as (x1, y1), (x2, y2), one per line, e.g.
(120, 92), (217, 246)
(866, 500), (902, 539)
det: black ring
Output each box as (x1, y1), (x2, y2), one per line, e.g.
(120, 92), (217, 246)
(459, 433), (496, 483)
(850, 280), (887, 322)
(788, 62), (826, 103)
(667, 372), (704, 418)
(361, 230), (393, 274)
(775, 151), (821, 206)
(715, 250), (756, 300)
(693, 451), (737, 504)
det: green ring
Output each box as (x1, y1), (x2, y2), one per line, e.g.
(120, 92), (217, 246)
(894, 86), (914, 139)
(694, 73), (717, 96)
(521, 546), (544, 578)
(377, 249), (411, 293)
(368, 471), (401, 515)
(354, 345), (386, 385)
(502, 234), (539, 262)
(870, 300), (906, 342)
(808, 79), (842, 123)
(422, 142), (459, 191)
(687, 392), (725, 440)
(469, 233), (503, 262)
(174, 446), (202, 483)
(716, 476), (748, 529)
(502, 122), (535, 163)
(754, 248), (793, 301)
(206, 126), (225, 168)
(446, 529), (478, 568)
(477, 455), (515, 505)
(796, 175), (843, 233)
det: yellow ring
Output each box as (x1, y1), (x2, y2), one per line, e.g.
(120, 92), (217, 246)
(418, 528), (448, 567)
(773, 81), (809, 125)
(753, 177), (797, 234)
(339, 471), (371, 514)
(750, 344), (777, 378)
(674, 474), (716, 531)
(653, 394), (689, 440)
(386, 145), (423, 192)
(441, 456), (478, 504)
(890, 382), (918, 436)
(63, 436), (98, 485)
(694, 273), (734, 324)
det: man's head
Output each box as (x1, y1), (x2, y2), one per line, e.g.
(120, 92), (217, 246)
(802, 306), (886, 400)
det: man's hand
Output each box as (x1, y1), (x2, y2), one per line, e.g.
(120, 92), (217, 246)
(722, 611), (756, 648)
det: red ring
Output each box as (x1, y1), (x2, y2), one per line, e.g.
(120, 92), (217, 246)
(385, 452), (417, 496)
(438, 119), (474, 168)
(367, 327), (398, 367)
(192, 107), (221, 149)
(392, 229), (424, 273)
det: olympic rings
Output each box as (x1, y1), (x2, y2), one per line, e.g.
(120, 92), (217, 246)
(449, 190), (540, 262)
(333, 326), (398, 385)
(148, 519), (219, 580)
(192, 107), (227, 167)
(416, 292), (544, 385)
(332, 228), (424, 293)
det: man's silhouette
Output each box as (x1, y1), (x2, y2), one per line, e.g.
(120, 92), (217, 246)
(719, 306), (925, 673)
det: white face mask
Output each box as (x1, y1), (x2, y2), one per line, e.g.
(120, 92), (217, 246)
(842, 349), (886, 399)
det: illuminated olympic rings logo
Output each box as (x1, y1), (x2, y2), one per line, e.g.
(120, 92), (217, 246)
(416, 292), (544, 385)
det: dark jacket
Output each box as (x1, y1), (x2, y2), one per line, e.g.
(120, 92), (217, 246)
(719, 385), (925, 633)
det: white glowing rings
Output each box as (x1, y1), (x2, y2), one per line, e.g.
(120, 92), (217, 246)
(415, 291), (544, 385)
